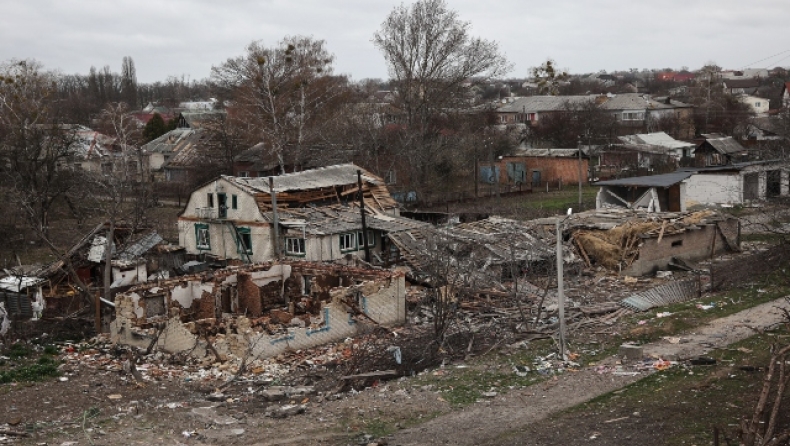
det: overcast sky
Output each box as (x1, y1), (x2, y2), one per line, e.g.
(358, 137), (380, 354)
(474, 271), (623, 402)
(1, 0), (789, 83)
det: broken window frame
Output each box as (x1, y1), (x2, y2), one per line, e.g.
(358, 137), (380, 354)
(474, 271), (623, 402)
(285, 237), (306, 256)
(339, 232), (357, 252)
(236, 227), (253, 255)
(195, 223), (211, 250)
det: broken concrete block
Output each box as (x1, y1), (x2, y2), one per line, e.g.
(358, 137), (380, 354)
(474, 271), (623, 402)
(619, 343), (643, 360)
(259, 388), (288, 402)
(266, 404), (306, 418)
(206, 392), (227, 402)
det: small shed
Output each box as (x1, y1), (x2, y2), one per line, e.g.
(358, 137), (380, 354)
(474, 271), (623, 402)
(491, 148), (589, 188)
(694, 134), (748, 167)
(595, 171), (693, 212)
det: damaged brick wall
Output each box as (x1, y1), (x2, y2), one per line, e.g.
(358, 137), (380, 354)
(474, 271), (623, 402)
(110, 261), (406, 360)
(627, 219), (740, 276)
(237, 272), (263, 317)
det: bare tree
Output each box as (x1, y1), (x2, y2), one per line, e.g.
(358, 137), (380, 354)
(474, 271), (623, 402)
(0, 59), (79, 239)
(212, 36), (348, 173)
(373, 0), (510, 131)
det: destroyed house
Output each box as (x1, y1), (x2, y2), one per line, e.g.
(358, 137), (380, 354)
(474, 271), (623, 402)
(141, 127), (225, 184)
(568, 210), (739, 276)
(388, 216), (570, 286)
(0, 224), (184, 320)
(178, 164), (430, 266)
(111, 262), (406, 360)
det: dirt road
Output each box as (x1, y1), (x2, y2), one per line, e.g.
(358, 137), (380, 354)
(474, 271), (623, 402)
(387, 296), (790, 446)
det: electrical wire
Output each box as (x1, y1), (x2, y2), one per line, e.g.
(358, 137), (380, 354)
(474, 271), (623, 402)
(740, 49), (790, 69)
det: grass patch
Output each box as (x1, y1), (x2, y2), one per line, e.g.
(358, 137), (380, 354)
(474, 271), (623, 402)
(1, 342), (62, 384)
(741, 233), (788, 243)
(5, 343), (33, 359)
(553, 327), (788, 445)
(412, 343), (557, 407)
(0, 356), (60, 383)
(615, 280), (790, 346)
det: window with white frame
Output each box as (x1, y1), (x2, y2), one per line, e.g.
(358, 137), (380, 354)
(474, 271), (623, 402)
(339, 232), (356, 251)
(385, 170), (396, 185)
(356, 230), (375, 248)
(238, 171), (249, 177)
(285, 237), (306, 256)
(195, 224), (210, 250)
(621, 112), (644, 121)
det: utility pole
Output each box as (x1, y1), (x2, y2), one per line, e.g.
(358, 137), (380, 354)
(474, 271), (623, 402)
(705, 70), (713, 133)
(357, 170), (371, 263)
(577, 136), (583, 211)
(269, 177), (280, 259)
(556, 216), (567, 360)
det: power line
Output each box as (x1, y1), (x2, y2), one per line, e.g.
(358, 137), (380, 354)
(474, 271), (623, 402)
(740, 49), (790, 69)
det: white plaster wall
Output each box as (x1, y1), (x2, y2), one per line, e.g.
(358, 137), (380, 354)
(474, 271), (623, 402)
(740, 96), (770, 115)
(179, 178), (277, 261)
(149, 153), (166, 170)
(684, 173), (742, 206)
(181, 178), (265, 223)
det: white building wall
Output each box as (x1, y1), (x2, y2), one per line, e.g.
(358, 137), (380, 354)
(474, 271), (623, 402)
(739, 95), (770, 115)
(149, 153), (166, 170)
(684, 173), (742, 207)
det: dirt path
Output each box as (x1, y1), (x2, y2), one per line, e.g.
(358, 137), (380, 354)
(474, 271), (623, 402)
(387, 296), (790, 446)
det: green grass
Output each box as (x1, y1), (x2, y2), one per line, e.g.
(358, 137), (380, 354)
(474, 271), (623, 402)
(0, 356), (60, 383)
(410, 340), (559, 407)
(6, 343), (33, 359)
(514, 186), (598, 211)
(564, 329), (786, 445)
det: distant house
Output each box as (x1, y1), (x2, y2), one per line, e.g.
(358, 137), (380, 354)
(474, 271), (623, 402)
(177, 164), (427, 265)
(58, 125), (145, 181)
(495, 93), (694, 139)
(141, 128), (223, 184)
(596, 144), (677, 181)
(617, 132), (696, 160)
(176, 110), (226, 129)
(486, 148), (589, 188)
(694, 134), (749, 167)
(738, 95), (770, 116)
(782, 82), (790, 108)
(722, 79), (760, 96)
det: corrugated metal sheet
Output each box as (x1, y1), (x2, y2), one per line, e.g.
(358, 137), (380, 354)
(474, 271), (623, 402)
(620, 279), (699, 312)
(618, 132), (695, 149)
(119, 232), (163, 260)
(230, 164), (383, 193)
(595, 171), (694, 188)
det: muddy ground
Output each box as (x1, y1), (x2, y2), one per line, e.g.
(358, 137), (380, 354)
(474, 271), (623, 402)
(1, 295), (788, 446)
